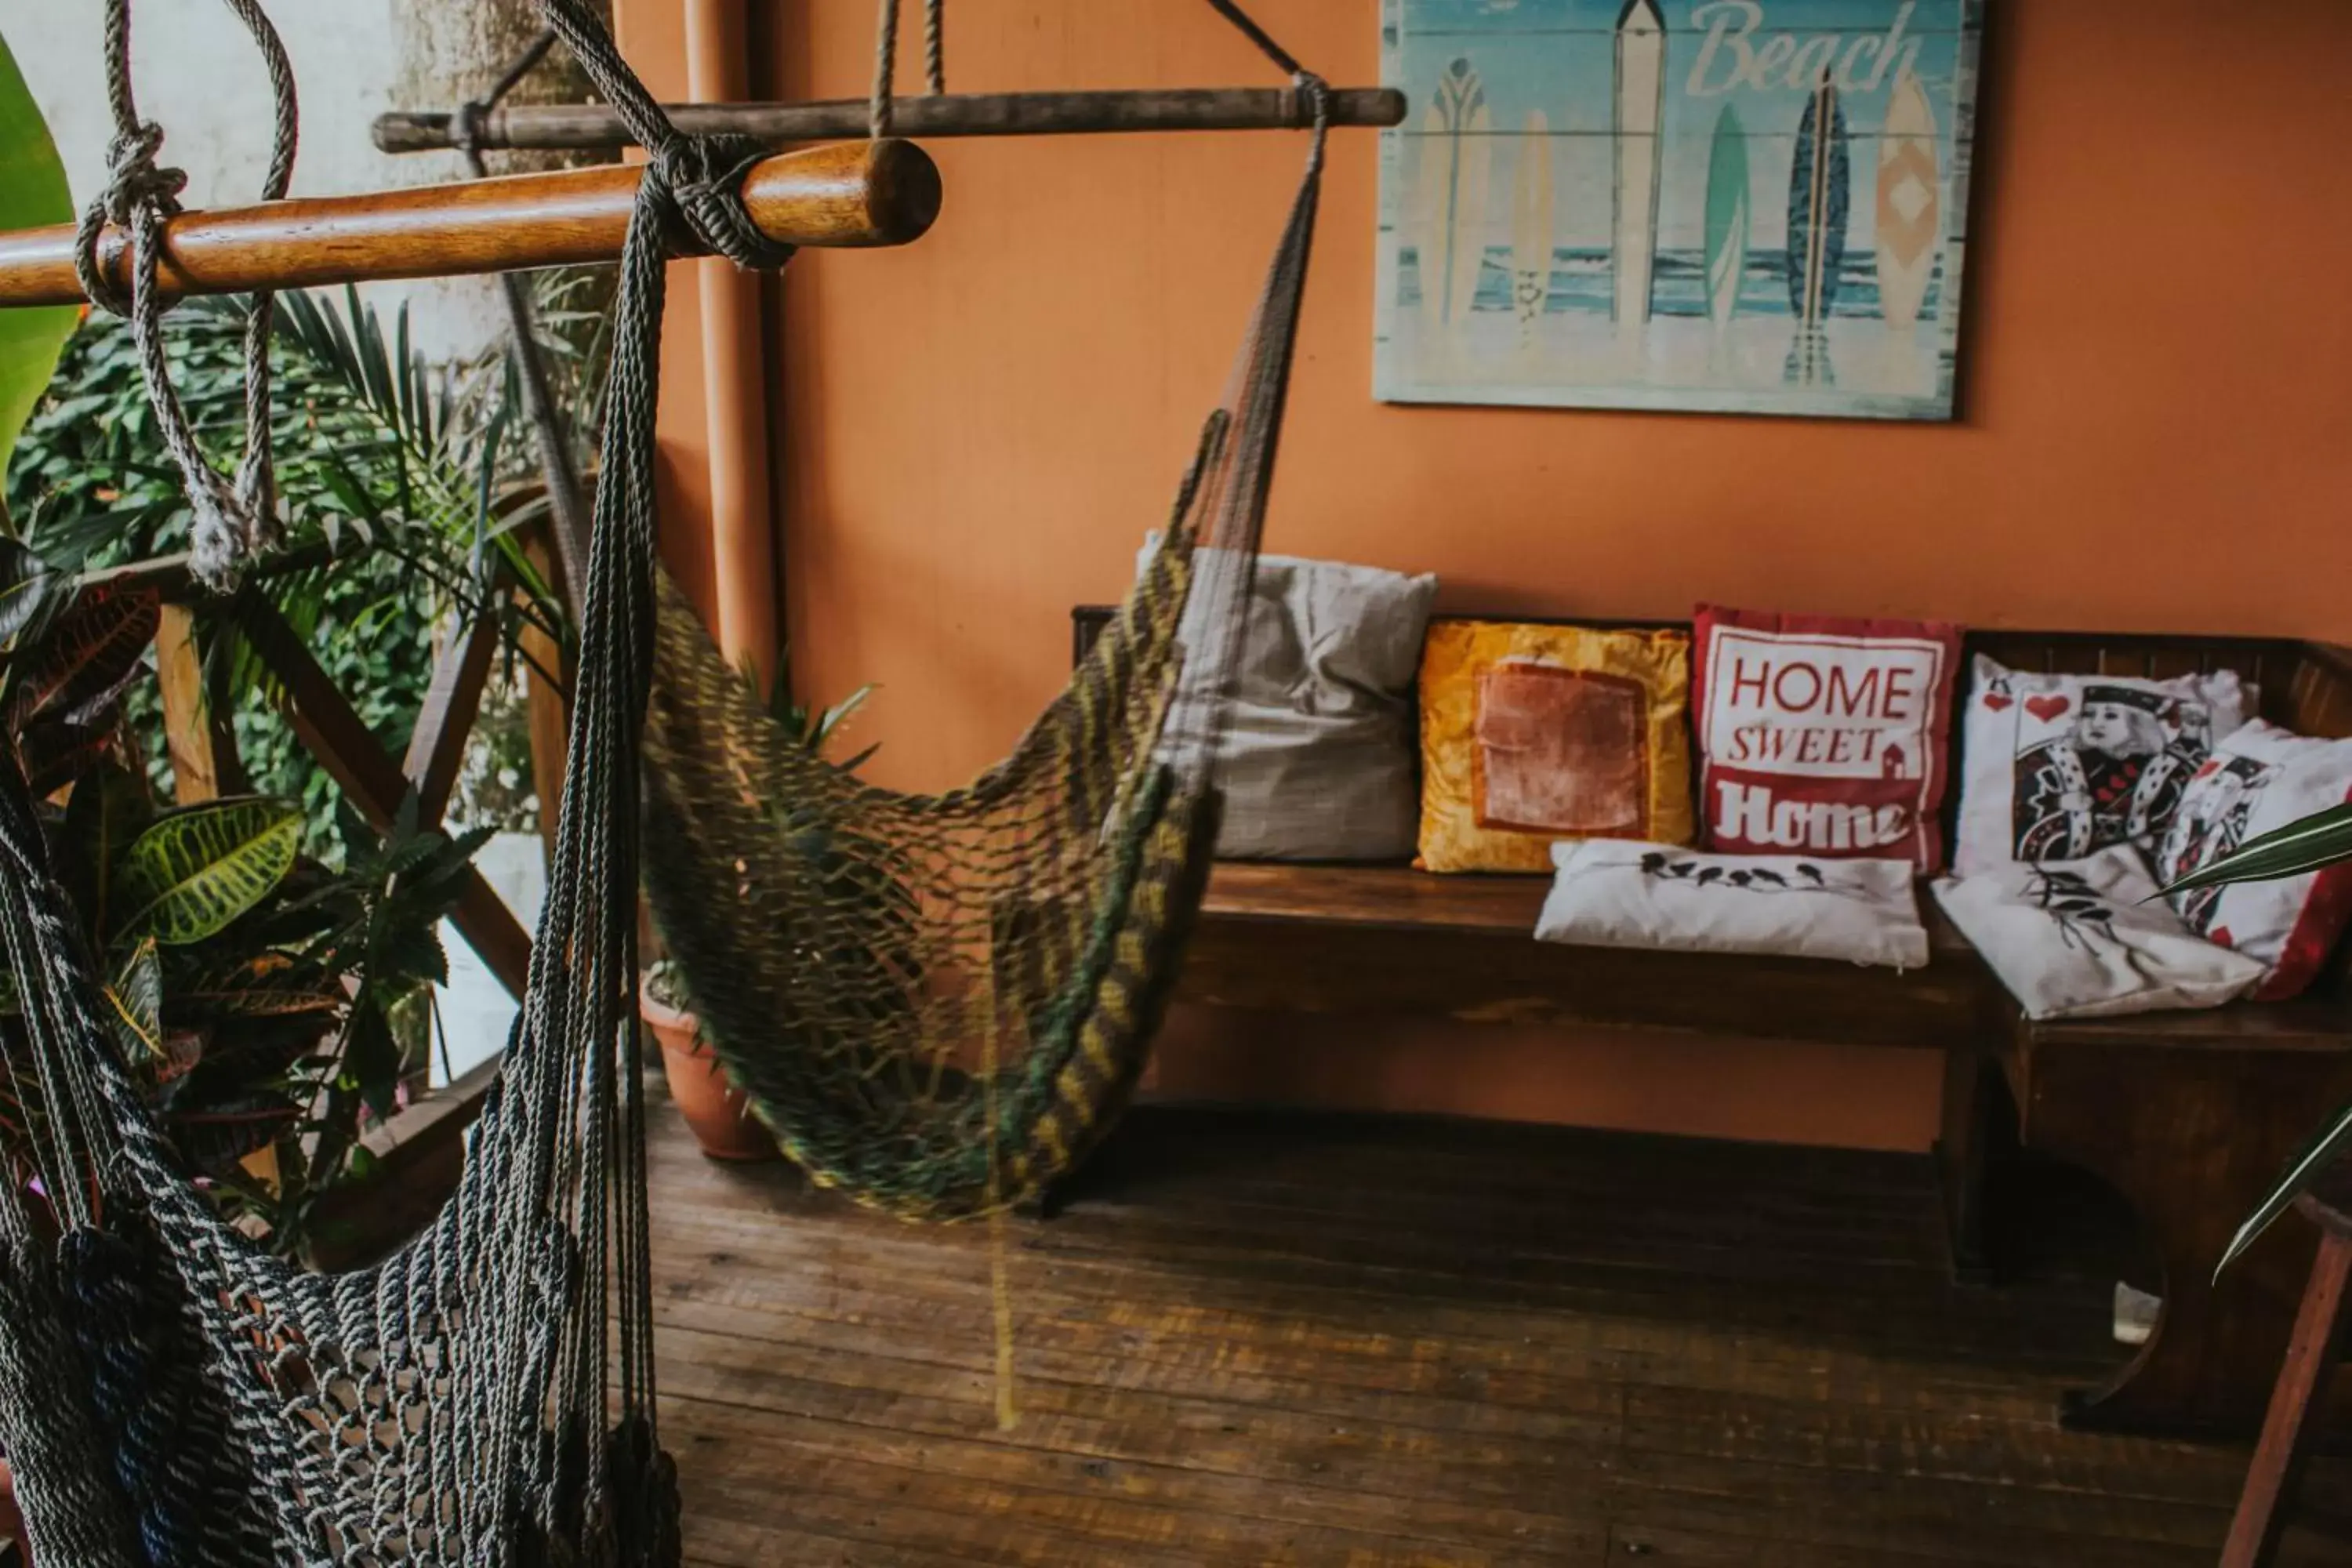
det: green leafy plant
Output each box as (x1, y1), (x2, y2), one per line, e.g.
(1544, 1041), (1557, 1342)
(7, 288), (570, 855)
(0, 574), (484, 1258)
(2164, 808), (2352, 1272)
(0, 27), (78, 504)
(751, 647), (877, 771)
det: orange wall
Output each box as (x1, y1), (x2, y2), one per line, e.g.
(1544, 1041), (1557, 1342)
(618, 0), (2352, 1153)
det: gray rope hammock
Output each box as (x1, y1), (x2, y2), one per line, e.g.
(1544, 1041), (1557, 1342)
(0, 0), (764, 1558)
(0, 0), (1323, 1559)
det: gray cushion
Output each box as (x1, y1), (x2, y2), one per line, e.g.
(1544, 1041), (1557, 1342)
(1149, 540), (1437, 861)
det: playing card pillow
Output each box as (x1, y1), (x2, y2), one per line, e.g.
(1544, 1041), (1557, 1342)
(1953, 655), (2253, 877)
(1537, 840), (1929, 970)
(1692, 606), (1963, 873)
(1932, 846), (2266, 1021)
(1417, 620), (1694, 873)
(2155, 720), (2352, 1000)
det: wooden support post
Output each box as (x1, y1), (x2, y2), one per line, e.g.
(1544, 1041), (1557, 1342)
(153, 603), (245, 804)
(0, 140), (940, 309)
(401, 598), (506, 827)
(233, 591), (533, 1001)
(372, 86), (1408, 153)
(519, 532), (572, 866)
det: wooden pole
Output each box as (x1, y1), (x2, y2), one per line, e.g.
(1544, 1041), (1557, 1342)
(0, 139), (939, 310)
(687, 0), (780, 697)
(372, 86), (1406, 154)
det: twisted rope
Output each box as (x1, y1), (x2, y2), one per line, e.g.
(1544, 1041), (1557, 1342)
(869, 0), (947, 138)
(71, 0), (297, 593)
(451, 25), (593, 610)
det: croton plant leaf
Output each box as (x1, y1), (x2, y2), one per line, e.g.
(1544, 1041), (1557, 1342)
(0, 29), (78, 499)
(0, 535), (73, 651)
(62, 757), (154, 943)
(4, 584), (161, 731)
(116, 797), (305, 947)
(105, 935), (164, 1062)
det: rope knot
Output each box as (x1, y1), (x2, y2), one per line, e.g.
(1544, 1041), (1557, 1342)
(648, 134), (795, 273)
(102, 122), (186, 220)
(74, 122), (186, 318)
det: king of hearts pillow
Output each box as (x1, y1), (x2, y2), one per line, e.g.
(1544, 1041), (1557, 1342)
(1692, 606), (1964, 873)
(1952, 655), (2253, 877)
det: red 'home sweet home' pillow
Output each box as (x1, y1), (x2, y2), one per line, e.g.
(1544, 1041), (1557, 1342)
(1693, 606), (1965, 873)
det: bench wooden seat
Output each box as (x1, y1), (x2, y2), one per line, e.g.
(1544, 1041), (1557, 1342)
(1076, 605), (2352, 1435)
(1192, 862), (2000, 1051)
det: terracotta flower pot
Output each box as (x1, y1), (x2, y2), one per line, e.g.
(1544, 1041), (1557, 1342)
(642, 992), (776, 1163)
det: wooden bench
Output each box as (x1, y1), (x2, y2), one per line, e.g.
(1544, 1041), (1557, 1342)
(1075, 607), (2352, 1436)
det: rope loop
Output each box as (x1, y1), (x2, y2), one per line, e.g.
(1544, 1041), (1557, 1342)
(72, 0), (297, 591)
(650, 134), (797, 273)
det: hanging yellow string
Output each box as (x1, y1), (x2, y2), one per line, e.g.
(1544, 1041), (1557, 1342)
(980, 967), (1018, 1431)
(989, 1203), (1018, 1432)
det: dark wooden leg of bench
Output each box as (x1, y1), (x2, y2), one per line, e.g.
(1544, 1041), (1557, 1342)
(2021, 1041), (2352, 1436)
(1935, 1046), (1993, 1284)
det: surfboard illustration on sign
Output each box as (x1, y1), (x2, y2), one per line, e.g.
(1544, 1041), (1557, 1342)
(1704, 103), (1750, 330)
(1875, 67), (1944, 332)
(1786, 72), (1850, 385)
(1414, 56), (1493, 334)
(1612, 0), (1664, 328)
(1511, 111), (1555, 344)
(1374, 0), (1983, 419)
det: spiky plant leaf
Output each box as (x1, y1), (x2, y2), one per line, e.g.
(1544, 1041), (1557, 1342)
(2153, 801), (2352, 1272)
(115, 797), (303, 946)
(2218, 1105), (2352, 1279)
(0, 31), (78, 496)
(2162, 803), (2352, 896)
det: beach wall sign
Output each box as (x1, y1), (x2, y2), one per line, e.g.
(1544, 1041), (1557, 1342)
(1375, 0), (1984, 420)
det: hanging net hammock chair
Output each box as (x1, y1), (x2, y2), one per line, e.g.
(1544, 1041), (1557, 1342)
(641, 125), (1322, 1218)
(0, 0), (1324, 1555)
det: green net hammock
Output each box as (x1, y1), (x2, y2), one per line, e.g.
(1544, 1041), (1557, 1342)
(644, 111), (1326, 1218)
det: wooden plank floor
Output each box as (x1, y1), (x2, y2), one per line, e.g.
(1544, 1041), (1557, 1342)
(647, 1099), (2352, 1566)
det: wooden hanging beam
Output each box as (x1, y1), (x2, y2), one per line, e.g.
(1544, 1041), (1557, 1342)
(371, 86), (1406, 154)
(0, 138), (939, 310)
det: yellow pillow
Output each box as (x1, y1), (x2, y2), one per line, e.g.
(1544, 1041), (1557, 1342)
(1417, 620), (1695, 873)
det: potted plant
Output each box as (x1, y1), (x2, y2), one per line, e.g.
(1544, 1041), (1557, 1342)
(642, 956), (775, 1162)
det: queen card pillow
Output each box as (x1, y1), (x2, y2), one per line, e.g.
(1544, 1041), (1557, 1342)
(1692, 606), (1964, 873)
(1417, 620), (1695, 873)
(2155, 720), (2352, 1000)
(1537, 840), (1929, 970)
(1953, 656), (2253, 877)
